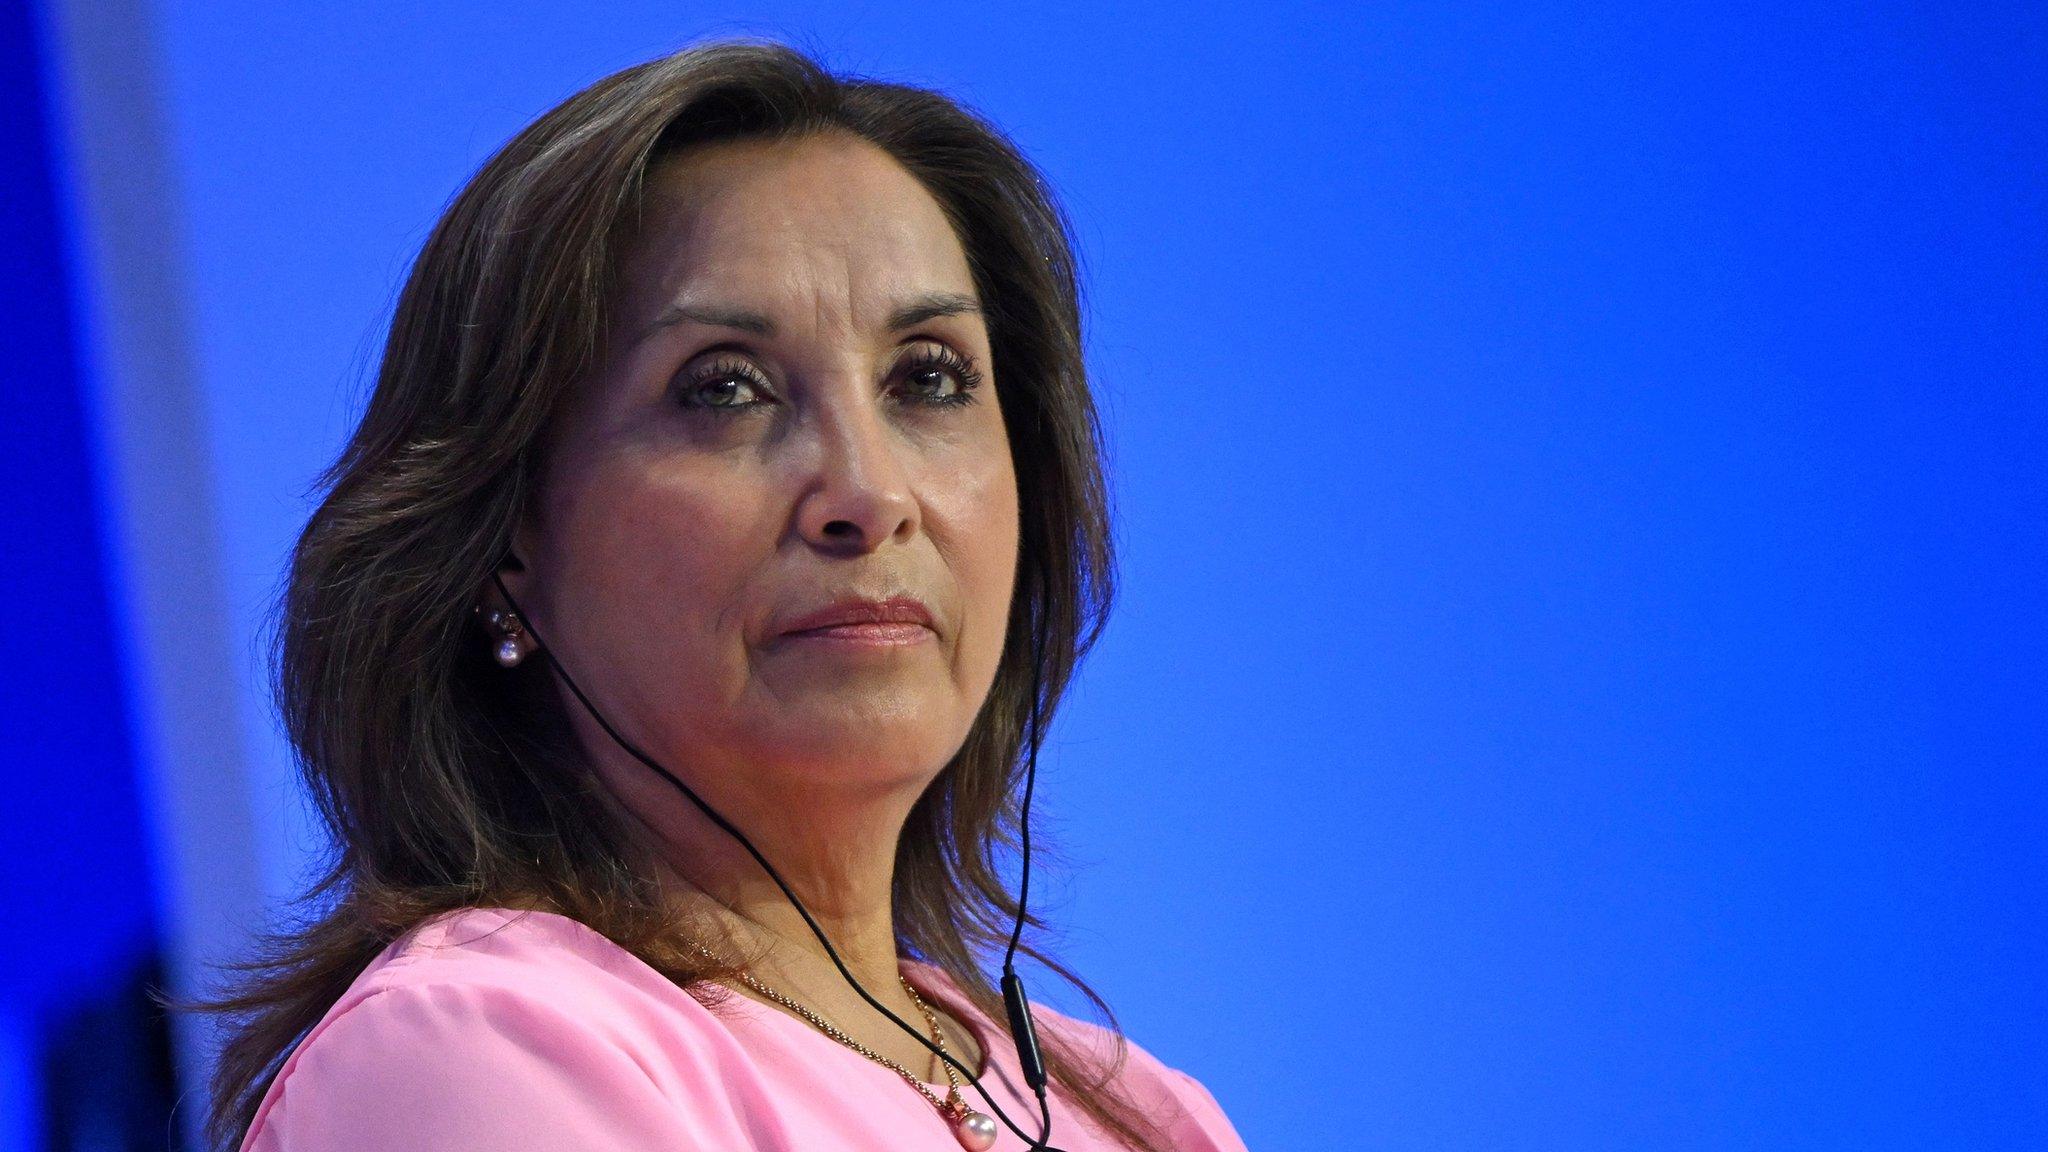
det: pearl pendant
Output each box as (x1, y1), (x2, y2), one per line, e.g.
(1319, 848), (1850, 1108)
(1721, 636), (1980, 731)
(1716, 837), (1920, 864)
(954, 1109), (998, 1151)
(494, 638), (524, 667)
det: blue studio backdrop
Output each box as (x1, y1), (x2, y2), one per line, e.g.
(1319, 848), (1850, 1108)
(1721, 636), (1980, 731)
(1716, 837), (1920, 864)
(5, 2), (2043, 1150)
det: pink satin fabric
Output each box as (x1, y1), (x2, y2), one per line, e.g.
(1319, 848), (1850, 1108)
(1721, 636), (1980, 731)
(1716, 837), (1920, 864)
(239, 906), (1248, 1151)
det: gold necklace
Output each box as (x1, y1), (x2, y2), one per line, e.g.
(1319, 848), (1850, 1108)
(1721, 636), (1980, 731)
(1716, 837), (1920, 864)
(688, 943), (1001, 1150)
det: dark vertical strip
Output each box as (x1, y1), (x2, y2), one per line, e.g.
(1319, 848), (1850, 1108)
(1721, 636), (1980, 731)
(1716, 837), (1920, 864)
(34, 0), (267, 1146)
(0, 2), (179, 1150)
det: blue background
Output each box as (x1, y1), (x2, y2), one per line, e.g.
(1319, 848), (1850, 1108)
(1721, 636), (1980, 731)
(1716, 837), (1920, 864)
(5, 2), (2043, 1149)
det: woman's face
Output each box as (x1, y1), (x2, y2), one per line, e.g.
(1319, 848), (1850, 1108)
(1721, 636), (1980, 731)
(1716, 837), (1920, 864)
(509, 132), (1019, 814)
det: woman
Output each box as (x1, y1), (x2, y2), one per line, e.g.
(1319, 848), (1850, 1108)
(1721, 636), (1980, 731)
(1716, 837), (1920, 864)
(206, 37), (1247, 1152)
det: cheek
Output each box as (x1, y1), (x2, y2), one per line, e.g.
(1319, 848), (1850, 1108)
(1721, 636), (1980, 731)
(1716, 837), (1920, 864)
(938, 450), (1022, 652)
(544, 457), (772, 687)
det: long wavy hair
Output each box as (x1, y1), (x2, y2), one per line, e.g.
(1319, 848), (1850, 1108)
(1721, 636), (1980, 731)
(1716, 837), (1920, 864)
(197, 36), (1161, 1152)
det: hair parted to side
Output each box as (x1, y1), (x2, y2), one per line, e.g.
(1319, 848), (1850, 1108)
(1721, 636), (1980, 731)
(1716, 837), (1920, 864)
(194, 36), (1160, 1152)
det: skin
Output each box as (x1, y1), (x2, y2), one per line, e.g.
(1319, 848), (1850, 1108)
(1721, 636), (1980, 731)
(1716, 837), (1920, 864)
(489, 131), (1018, 1077)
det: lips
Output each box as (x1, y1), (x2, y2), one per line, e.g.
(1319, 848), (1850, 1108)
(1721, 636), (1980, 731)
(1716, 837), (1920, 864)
(777, 595), (936, 637)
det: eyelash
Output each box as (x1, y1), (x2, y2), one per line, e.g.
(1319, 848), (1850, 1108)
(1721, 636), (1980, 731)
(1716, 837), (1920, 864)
(674, 345), (984, 417)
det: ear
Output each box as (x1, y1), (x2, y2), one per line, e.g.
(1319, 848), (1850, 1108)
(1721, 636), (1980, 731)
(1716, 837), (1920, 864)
(478, 514), (538, 621)
(507, 500), (541, 575)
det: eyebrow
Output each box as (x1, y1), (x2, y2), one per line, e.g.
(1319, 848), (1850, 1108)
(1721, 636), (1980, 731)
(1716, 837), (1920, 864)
(639, 291), (983, 342)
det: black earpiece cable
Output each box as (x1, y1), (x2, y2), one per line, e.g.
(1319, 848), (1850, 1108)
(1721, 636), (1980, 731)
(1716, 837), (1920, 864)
(490, 571), (1061, 1150)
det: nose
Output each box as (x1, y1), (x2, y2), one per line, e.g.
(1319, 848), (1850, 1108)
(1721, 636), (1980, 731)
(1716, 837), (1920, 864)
(793, 387), (920, 554)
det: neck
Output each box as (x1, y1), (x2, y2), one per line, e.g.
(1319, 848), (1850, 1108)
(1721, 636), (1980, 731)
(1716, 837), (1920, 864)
(595, 742), (923, 995)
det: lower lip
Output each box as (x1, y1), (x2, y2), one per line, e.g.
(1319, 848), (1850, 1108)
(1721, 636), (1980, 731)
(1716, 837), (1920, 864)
(782, 623), (934, 647)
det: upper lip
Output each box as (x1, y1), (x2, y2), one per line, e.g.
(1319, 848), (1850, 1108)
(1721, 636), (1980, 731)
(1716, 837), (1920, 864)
(777, 595), (936, 636)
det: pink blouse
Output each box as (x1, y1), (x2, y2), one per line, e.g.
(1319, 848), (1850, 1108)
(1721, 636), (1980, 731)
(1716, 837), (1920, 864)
(240, 906), (1248, 1151)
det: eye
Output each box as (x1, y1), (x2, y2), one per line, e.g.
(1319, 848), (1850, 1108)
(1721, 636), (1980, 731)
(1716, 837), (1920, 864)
(675, 356), (773, 415)
(896, 344), (984, 408)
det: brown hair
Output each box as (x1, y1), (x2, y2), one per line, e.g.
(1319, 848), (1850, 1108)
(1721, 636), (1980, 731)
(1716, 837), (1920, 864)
(198, 36), (1163, 1152)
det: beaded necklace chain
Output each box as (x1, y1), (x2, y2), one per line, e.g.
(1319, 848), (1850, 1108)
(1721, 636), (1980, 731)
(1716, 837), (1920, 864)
(688, 943), (1001, 1149)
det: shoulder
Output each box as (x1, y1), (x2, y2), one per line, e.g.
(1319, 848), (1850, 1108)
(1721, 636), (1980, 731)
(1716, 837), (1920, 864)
(242, 907), (741, 1152)
(1046, 1007), (1246, 1150)
(910, 970), (1247, 1152)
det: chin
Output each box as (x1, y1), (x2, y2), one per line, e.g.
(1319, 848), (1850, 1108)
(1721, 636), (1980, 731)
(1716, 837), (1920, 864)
(758, 720), (965, 793)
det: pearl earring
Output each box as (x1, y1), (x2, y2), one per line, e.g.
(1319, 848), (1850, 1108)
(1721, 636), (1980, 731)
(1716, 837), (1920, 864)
(477, 605), (529, 667)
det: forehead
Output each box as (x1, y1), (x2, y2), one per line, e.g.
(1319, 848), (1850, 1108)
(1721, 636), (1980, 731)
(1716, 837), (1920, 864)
(615, 133), (977, 327)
